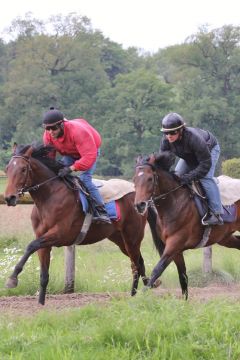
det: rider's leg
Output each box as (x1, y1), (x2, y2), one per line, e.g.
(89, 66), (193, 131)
(61, 156), (111, 224)
(79, 164), (111, 224)
(175, 159), (190, 175)
(200, 144), (223, 225)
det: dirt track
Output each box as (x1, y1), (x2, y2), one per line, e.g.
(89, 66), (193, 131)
(1, 285), (240, 315)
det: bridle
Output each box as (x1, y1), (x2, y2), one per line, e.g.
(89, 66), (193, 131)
(11, 155), (58, 196)
(135, 162), (183, 208)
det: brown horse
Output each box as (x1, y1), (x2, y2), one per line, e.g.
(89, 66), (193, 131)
(4, 144), (161, 305)
(133, 152), (240, 291)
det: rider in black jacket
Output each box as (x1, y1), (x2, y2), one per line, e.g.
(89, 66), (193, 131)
(160, 112), (223, 226)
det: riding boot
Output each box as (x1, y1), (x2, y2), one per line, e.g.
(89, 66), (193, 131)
(92, 205), (112, 224)
(202, 213), (224, 226)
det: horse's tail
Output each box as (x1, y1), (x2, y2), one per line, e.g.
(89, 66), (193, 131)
(147, 206), (165, 256)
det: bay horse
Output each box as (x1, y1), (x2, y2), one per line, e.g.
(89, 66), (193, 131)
(133, 151), (240, 291)
(4, 144), (158, 305)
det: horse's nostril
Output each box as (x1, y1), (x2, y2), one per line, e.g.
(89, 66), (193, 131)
(135, 202), (147, 214)
(4, 195), (17, 206)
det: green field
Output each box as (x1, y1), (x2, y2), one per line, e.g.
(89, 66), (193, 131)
(0, 176), (6, 193)
(1, 218), (240, 358)
(0, 293), (240, 359)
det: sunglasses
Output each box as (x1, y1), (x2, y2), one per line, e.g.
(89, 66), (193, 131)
(164, 130), (179, 135)
(44, 124), (61, 131)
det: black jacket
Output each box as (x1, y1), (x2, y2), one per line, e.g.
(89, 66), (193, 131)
(160, 127), (218, 181)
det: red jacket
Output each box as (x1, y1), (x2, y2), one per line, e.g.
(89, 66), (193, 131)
(43, 118), (102, 171)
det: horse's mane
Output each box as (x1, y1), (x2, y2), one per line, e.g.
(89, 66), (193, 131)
(154, 151), (175, 171)
(137, 151), (175, 172)
(15, 143), (64, 174)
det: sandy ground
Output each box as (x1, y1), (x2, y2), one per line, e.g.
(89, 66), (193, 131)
(1, 285), (240, 315)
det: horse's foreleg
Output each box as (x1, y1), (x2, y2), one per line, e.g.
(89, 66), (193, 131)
(147, 252), (173, 289)
(130, 262), (140, 296)
(37, 248), (51, 305)
(5, 238), (43, 289)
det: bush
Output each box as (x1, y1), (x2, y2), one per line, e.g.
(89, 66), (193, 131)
(222, 158), (240, 178)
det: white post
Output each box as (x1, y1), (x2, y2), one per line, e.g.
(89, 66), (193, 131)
(64, 245), (75, 293)
(202, 246), (212, 273)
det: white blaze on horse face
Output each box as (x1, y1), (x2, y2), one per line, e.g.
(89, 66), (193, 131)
(9, 159), (17, 166)
(138, 171), (144, 176)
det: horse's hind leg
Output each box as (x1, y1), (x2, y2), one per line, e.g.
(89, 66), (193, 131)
(173, 253), (188, 300)
(109, 232), (143, 296)
(139, 253), (149, 286)
(37, 248), (51, 305)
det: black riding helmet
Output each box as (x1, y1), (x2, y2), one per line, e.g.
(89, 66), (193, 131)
(161, 112), (186, 132)
(42, 107), (64, 126)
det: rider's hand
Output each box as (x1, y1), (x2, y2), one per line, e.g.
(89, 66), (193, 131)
(179, 174), (192, 185)
(58, 166), (72, 178)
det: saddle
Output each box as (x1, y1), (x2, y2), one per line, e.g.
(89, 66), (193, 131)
(62, 175), (135, 220)
(189, 180), (237, 224)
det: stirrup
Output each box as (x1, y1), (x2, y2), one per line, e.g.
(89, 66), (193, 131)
(92, 215), (111, 224)
(202, 213), (223, 226)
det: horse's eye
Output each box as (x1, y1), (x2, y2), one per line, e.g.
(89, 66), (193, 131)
(147, 177), (154, 183)
(21, 167), (27, 173)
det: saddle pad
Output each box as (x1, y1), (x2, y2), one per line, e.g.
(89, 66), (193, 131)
(93, 178), (135, 203)
(79, 191), (120, 220)
(217, 175), (240, 205)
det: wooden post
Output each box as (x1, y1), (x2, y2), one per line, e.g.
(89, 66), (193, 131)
(202, 246), (212, 273)
(64, 245), (75, 293)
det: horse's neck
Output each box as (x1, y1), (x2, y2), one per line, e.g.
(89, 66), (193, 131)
(29, 161), (62, 201)
(156, 169), (178, 194)
(31, 161), (55, 184)
(155, 169), (187, 210)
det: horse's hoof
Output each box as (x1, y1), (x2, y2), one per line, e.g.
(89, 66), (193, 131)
(153, 279), (162, 288)
(5, 277), (18, 288)
(142, 285), (151, 293)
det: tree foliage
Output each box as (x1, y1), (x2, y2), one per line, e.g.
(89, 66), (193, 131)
(0, 15), (239, 177)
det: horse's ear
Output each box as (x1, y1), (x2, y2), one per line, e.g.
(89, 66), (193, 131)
(24, 146), (34, 158)
(12, 142), (18, 155)
(135, 155), (142, 165)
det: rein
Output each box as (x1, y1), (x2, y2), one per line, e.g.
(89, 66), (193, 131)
(12, 155), (59, 196)
(153, 184), (183, 202)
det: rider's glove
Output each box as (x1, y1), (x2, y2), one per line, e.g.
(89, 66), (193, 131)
(179, 174), (192, 185)
(58, 166), (72, 178)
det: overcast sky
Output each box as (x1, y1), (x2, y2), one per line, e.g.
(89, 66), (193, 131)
(1, 0), (239, 52)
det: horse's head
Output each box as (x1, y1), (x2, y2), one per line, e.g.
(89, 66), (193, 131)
(4, 145), (34, 206)
(133, 154), (157, 215)
(133, 151), (175, 215)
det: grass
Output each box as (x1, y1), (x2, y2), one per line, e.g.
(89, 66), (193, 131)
(0, 176), (6, 193)
(1, 210), (240, 358)
(1, 227), (240, 297)
(0, 295), (240, 359)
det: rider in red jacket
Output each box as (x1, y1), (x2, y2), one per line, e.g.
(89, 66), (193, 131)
(42, 107), (111, 224)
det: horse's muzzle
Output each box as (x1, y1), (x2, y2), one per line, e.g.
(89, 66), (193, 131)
(134, 202), (148, 215)
(4, 195), (17, 206)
